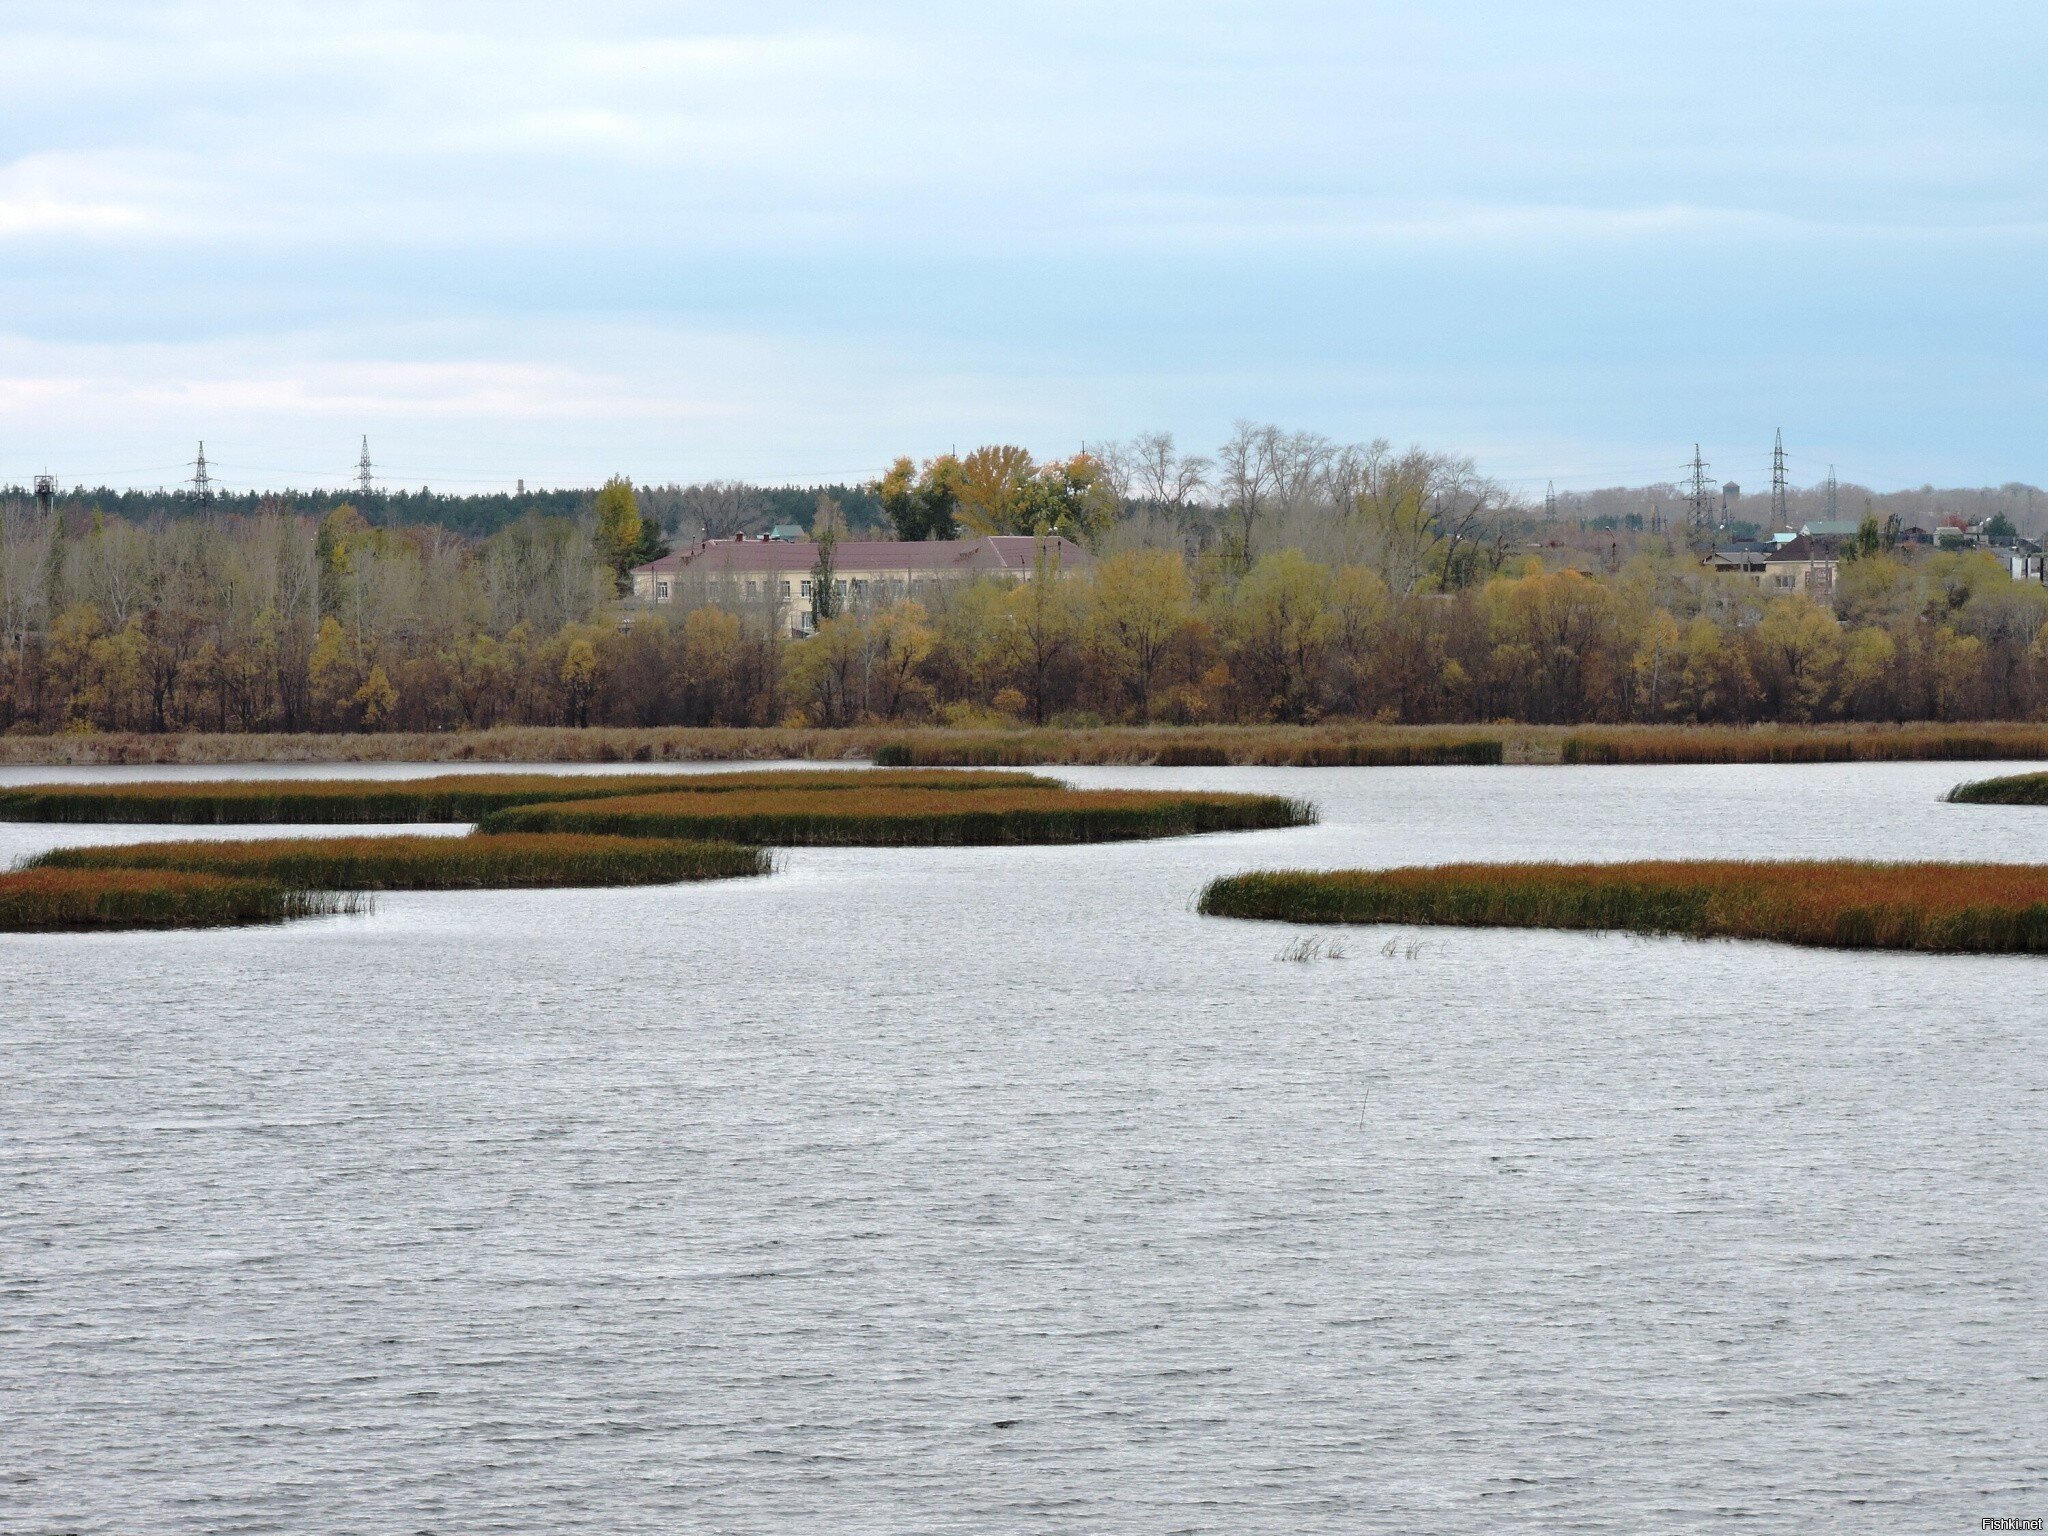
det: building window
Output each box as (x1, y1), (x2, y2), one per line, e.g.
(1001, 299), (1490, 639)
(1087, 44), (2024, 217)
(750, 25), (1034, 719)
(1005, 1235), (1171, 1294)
(656, 581), (669, 599)
(801, 580), (812, 596)
(781, 581), (791, 597)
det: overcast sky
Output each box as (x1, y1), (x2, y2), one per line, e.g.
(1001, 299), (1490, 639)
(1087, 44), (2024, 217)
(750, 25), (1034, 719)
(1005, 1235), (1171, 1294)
(2, 1), (2042, 495)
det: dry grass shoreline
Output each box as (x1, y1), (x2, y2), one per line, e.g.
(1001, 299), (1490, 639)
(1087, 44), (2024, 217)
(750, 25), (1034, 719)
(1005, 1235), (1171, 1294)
(12, 722), (2048, 768)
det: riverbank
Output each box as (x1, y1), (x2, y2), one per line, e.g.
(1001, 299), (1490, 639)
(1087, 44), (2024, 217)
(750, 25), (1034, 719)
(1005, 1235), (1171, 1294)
(10, 721), (2048, 768)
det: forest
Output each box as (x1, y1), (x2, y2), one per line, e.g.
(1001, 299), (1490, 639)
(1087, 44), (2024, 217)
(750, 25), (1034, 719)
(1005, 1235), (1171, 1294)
(4, 430), (2047, 735)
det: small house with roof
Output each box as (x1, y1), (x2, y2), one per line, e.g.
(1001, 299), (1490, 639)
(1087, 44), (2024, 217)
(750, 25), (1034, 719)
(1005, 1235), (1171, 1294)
(1706, 534), (1837, 601)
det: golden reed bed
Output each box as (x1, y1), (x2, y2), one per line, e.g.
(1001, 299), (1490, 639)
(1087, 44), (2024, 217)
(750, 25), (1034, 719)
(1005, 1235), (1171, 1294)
(481, 785), (1315, 845)
(0, 769), (1052, 824)
(30, 833), (770, 890)
(0, 867), (359, 930)
(1200, 860), (2048, 953)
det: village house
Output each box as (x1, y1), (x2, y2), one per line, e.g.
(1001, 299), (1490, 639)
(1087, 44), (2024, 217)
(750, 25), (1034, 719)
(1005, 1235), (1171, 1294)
(630, 533), (1092, 637)
(1705, 534), (1838, 601)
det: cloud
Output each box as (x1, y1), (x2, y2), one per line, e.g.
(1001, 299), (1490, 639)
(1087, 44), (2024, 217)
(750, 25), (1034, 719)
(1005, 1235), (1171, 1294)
(0, 155), (174, 241)
(1, 2), (2045, 485)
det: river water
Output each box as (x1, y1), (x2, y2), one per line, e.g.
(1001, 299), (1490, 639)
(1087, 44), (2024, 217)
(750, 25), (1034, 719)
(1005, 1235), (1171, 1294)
(2, 761), (2044, 1533)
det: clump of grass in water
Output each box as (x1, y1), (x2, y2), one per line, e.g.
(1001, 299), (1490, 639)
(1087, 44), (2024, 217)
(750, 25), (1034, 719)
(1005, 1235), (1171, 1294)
(31, 832), (770, 889)
(480, 785), (1316, 846)
(1200, 860), (2048, 954)
(1278, 936), (1347, 962)
(1945, 770), (2048, 805)
(0, 867), (362, 931)
(0, 768), (1056, 825)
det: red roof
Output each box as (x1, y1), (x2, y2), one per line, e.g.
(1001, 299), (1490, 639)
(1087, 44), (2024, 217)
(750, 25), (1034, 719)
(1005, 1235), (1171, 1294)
(634, 534), (1090, 577)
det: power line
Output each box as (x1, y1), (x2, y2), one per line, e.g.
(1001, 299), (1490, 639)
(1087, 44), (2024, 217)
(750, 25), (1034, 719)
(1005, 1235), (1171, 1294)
(1770, 429), (1789, 530)
(1685, 444), (1714, 539)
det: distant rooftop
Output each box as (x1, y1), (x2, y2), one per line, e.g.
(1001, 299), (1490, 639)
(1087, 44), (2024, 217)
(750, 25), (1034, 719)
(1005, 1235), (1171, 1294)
(633, 533), (1092, 577)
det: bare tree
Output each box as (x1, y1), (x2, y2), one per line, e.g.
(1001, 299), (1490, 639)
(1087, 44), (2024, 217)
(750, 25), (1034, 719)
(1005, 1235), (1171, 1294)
(1216, 421), (1279, 563)
(76, 515), (149, 626)
(1, 502), (57, 653)
(666, 481), (768, 542)
(1325, 438), (1392, 514)
(1089, 440), (1134, 505)
(1264, 429), (1338, 516)
(1128, 431), (1211, 513)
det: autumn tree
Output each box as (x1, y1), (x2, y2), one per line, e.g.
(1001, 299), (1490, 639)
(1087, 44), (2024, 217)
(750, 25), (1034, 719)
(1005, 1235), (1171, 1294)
(985, 551), (1079, 724)
(877, 455), (964, 541)
(1481, 568), (1626, 722)
(592, 476), (643, 590)
(956, 445), (1036, 533)
(1218, 550), (1339, 722)
(1007, 455), (1118, 542)
(1086, 549), (1192, 719)
(810, 522), (839, 626)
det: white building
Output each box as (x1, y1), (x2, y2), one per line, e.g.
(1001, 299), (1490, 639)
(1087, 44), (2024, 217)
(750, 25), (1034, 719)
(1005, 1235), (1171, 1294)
(631, 533), (1092, 636)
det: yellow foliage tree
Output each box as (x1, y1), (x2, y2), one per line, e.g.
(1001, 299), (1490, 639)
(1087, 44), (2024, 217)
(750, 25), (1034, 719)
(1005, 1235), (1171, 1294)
(1220, 550), (1338, 722)
(592, 476), (642, 588)
(1086, 549), (1192, 719)
(560, 635), (598, 727)
(352, 664), (398, 729)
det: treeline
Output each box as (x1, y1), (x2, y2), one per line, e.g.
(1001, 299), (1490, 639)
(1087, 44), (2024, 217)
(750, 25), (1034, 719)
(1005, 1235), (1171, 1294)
(1, 481), (884, 541)
(1561, 478), (2045, 540)
(6, 496), (2048, 734)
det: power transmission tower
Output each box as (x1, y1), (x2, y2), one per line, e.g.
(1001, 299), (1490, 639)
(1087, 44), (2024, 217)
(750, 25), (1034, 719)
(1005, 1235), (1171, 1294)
(190, 441), (214, 507)
(1824, 464), (1839, 521)
(34, 472), (56, 518)
(1544, 480), (1557, 520)
(357, 436), (375, 495)
(1770, 429), (1789, 530)
(1686, 445), (1714, 541)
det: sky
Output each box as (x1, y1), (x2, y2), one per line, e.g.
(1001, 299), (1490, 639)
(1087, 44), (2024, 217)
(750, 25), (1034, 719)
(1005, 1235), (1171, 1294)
(1, 0), (2043, 497)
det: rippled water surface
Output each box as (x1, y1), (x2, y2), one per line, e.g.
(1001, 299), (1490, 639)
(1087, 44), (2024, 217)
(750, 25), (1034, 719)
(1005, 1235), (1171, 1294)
(3, 760), (2045, 1533)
